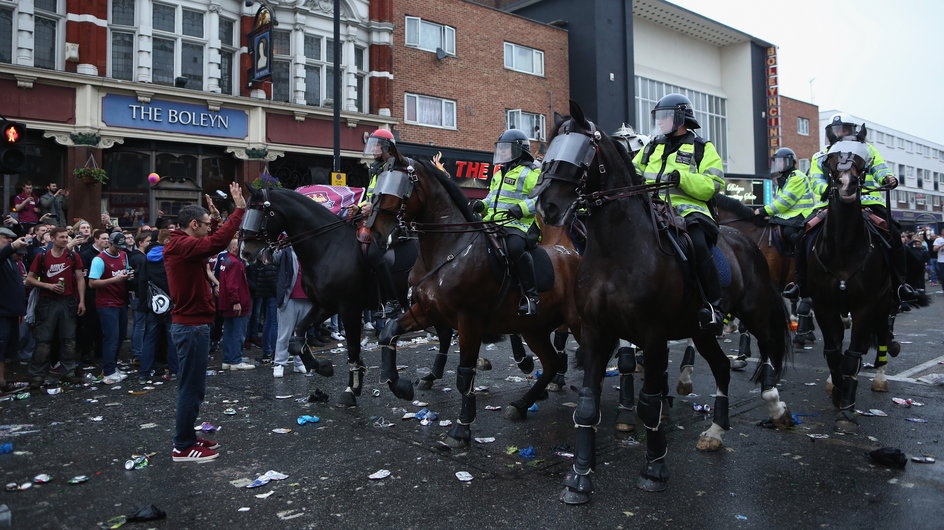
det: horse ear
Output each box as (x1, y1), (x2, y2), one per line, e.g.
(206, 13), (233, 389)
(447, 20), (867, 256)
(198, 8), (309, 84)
(857, 124), (868, 143)
(569, 100), (589, 128)
(553, 112), (566, 129)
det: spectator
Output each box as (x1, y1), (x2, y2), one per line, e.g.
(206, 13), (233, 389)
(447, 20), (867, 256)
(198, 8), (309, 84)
(217, 238), (254, 370)
(933, 234), (944, 289)
(0, 228), (30, 392)
(72, 220), (92, 251)
(164, 184), (245, 462)
(139, 229), (176, 380)
(38, 182), (68, 227)
(89, 231), (133, 384)
(25, 227), (86, 388)
(273, 247), (310, 378)
(128, 231), (152, 369)
(11, 182), (40, 232)
(76, 229), (108, 364)
(246, 255), (278, 361)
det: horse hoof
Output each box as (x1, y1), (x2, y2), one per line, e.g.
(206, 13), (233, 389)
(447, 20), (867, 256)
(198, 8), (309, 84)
(730, 357), (748, 371)
(559, 486), (591, 505)
(636, 476), (668, 492)
(871, 379), (888, 393)
(418, 375), (436, 390)
(477, 358), (492, 371)
(548, 382), (563, 392)
(517, 356), (535, 374)
(772, 406), (796, 429)
(835, 418), (859, 433)
(315, 359), (334, 377)
(825, 381), (834, 396)
(888, 341), (901, 357)
(676, 381), (692, 395)
(389, 378), (415, 401)
(503, 405), (526, 421)
(336, 391), (357, 407)
(444, 435), (470, 449)
(695, 435), (723, 452)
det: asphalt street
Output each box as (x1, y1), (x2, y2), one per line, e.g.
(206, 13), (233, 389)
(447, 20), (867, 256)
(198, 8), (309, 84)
(2, 299), (943, 529)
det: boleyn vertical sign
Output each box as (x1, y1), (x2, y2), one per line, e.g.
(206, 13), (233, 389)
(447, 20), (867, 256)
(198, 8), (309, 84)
(766, 46), (781, 158)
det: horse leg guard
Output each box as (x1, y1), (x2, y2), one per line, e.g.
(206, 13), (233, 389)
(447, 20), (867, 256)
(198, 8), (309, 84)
(677, 344), (695, 395)
(636, 391), (668, 491)
(560, 425), (596, 505)
(838, 350), (862, 411)
(550, 351), (568, 389)
(794, 298), (816, 344)
(419, 353), (448, 390)
(380, 345), (413, 401)
(823, 348), (842, 407)
(446, 367), (476, 446)
(510, 334), (534, 374)
(733, 332), (752, 370)
(616, 347), (637, 432)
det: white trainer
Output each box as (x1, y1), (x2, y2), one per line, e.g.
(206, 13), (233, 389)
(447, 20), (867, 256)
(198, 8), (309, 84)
(273, 365), (284, 378)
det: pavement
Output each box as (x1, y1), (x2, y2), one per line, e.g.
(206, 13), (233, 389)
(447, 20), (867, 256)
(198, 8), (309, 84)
(2, 300), (943, 529)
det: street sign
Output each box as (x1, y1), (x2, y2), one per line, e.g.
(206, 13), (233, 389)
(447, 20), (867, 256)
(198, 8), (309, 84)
(331, 172), (346, 186)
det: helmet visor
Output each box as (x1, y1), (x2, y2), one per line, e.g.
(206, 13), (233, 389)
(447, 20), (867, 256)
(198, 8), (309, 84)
(652, 108), (681, 136)
(828, 123), (856, 141)
(493, 141), (523, 165)
(771, 157), (791, 173)
(363, 137), (389, 158)
(542, 133), (594, 168)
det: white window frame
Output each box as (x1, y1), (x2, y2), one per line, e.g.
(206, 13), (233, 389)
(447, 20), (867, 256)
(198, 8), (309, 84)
(218, 16), (237, 95)
(405, 16), (455, 56)
(404, 93), (456, 129)
(354, 44), (367, 113)
(33, 0), (64, 70)
(108, 0), (137, 81)
(796, 117), (809, 136)
(151, 3), (207, 89)
(504, 42), (544, 77)
(506, 109), (546, 141)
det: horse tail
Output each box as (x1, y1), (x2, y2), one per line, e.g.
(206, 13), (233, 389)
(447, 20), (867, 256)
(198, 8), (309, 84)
(911, 289), (932, 309)
(749, 280), (793, 385)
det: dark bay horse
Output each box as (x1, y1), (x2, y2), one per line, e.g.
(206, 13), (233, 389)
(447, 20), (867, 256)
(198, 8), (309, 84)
(533, 102), (793, 503)
(238, 187), (454, 405)
(806, 139), (898, 432)
(367, 157), (582, 446)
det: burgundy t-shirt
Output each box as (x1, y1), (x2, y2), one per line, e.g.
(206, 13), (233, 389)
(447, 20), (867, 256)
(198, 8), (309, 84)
(13, 193), (39, 223)
(93, 250), (129, 308)
(29, 249), (84, 298)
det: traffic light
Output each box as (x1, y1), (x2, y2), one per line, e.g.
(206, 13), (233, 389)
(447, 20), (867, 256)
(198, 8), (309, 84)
(0, 120), (26, 174)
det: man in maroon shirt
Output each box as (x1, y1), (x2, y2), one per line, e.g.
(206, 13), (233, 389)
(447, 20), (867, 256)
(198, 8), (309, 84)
(164, 182), (246, 462)
(11, 182), (40, 232)
(25, 227), (87, 387)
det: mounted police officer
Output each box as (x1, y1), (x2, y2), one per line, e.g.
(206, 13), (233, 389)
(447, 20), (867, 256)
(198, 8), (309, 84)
(785, 114), (916, 303)
(633, 93), (726, 331)
(756, 147), (817, 254)
(359, 128), (404, 316)
(612, 123), (650, 158)
(472, 128), (542, 316)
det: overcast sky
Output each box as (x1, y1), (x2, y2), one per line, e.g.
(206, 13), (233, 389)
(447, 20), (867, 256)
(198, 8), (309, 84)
(666, 0), (944, 146)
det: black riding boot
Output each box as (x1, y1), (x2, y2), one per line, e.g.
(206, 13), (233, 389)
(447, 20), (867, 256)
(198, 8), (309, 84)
(890, 244), (917, 303)
(784, 232), (808, 300)
(515, 252), (539, 316)
(695, 251), (724, 333)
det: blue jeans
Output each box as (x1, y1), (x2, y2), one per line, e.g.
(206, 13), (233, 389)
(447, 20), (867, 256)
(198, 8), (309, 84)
(259, 297), (278, 355)
(98, 306), (128, 377)
(131, 300), (147, 360)
(171, 323), (209, 450)
(222, 315), (249, 364)
(143, 313), (177, 376)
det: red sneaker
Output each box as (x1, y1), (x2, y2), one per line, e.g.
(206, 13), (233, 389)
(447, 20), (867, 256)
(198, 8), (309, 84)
(195, 437), (220, 450)
(172, 445), (219, 462)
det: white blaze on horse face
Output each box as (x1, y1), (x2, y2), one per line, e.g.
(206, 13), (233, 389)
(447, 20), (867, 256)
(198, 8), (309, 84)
(838, 170), (857, 198)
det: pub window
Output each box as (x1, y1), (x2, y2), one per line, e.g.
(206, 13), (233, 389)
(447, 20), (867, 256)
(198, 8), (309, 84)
(797, 117), (809, 136)
(109, 0), (136, 81)
(1, 6), (15, 64)
(506, 110), (546, 141)
(303, 34), (328, 107)
(504, 42), (544, 76)
(34, 0), (62, 70)
(271, 29), (292, 103)
(354, 45), (367, 113)
(218, 17), (236, 95)
(405, 93), (456, 129)
(405, 16), (455, 56)
(151, 3), (206, 90)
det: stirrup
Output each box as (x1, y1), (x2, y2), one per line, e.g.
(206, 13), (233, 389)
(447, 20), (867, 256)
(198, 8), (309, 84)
(897, 284), (917, 303)
(518, 295), (538, 316)
(697, 304), (723, 333)
(782, 282), (800, 300)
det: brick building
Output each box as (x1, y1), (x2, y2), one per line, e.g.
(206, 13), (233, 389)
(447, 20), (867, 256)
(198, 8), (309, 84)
(778, 95), (819, 173)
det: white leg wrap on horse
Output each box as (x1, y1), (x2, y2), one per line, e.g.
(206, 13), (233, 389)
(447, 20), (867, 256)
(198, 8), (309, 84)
(762, 387), (787, 420)
(679, 366), (693, 386)
(700, 422), (725, 441)
(874, 365), (887, 382)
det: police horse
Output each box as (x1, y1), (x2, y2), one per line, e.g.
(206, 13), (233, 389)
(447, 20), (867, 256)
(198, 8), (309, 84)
(238, 187), (456, 406)
(366, 156), (583, 445)
(532, 102), (793, 503)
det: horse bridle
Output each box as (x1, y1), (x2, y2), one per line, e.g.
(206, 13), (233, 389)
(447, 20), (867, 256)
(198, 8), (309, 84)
(239, 187), (354, 256)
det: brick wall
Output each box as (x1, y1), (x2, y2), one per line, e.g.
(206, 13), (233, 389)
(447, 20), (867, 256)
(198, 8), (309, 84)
(390, 0), (569, 153)
(779, 95), (820, 167)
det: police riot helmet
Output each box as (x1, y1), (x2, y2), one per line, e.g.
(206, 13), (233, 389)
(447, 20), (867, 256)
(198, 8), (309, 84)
(770, 147), (797, 174)
(493, 128), (534, 165)
(612, 123), (650, 154)
(825, 114), (864, 145)
(651, 93), (700, 136)
(364, 128), (396, 159)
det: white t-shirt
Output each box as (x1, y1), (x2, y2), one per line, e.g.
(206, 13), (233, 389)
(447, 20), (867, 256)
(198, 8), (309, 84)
(934, 236), (944, 263)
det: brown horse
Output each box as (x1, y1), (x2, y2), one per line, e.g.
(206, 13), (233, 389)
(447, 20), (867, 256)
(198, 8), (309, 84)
(367, 156), (581, 446)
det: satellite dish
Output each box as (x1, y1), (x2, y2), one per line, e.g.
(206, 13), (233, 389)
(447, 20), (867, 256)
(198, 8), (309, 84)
(435, 47), (446, 61)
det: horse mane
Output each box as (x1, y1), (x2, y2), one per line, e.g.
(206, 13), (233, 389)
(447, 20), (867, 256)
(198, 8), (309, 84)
(610, 138), (643, 186)
(413, 157), (475, 222)
(714, 194), (760, 223)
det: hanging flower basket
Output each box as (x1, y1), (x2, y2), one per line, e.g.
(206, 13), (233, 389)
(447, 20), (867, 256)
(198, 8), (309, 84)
(250, 172), (282, 190)
(74, 167), (109, 185)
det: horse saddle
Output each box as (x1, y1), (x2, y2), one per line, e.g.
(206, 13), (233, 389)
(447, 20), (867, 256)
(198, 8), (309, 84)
(862, 208), (889, 233)
(485, 232), (555, 292)
(767, 224), (792, 257)
(651, 198), (687, 232)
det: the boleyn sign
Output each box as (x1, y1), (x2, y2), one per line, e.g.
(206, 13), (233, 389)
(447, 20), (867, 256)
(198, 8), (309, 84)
(102, 95), (249, 139)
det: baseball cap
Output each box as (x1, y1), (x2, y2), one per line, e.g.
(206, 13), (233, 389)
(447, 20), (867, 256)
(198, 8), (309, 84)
(109, 231), (129, 249)
(0, 227), (17, 238)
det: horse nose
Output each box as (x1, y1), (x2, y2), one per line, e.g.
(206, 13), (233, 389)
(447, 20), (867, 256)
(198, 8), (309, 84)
(542, 202), (561, 225)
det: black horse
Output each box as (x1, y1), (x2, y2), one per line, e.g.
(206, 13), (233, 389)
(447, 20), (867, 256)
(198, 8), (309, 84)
(805, 138), (899, 432)
(367, 156), (583, 445)
(238, 187), (455, 405)
(533, 102), (794, 503)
